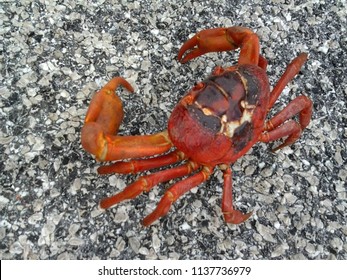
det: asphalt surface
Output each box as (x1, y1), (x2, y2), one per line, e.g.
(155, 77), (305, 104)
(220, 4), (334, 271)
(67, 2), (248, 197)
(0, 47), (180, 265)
(1, 0), (346, 259)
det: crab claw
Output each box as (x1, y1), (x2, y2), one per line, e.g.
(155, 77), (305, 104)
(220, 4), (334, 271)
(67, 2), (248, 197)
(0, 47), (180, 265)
(177, 34), (201, 63)
(81, 77), (172, 162)
(177, 28), (230, 63)
(177, 27), (260, 65)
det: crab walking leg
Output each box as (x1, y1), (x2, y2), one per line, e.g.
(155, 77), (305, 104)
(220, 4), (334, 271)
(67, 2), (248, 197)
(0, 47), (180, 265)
(258, 55), (268, 70)
(98, 150), (186, 175)
(260, 120), (303, 152)
(177, 26), (260, 65)
(259, 95), (313, 151)
(222, 167), (253, 224)
(268, 53), (308, 109)
(266, 95), (312, 131)
(142, 166), (214, 226)
(100, 161), (200, 209)
(81, 76), (172, 161)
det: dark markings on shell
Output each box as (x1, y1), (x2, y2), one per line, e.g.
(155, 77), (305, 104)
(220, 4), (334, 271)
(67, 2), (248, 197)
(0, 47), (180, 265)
(187, 67), (260, 144)
(187, 105), (222, 133)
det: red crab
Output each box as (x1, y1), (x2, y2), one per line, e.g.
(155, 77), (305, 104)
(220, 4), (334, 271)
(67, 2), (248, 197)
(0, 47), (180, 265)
(81, 26), (312, 226)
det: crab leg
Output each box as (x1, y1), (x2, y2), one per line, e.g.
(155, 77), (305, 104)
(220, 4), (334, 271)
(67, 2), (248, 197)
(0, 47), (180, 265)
(222, 167), (253, 224)
(98, 150), (186, 174)
(259, 95), (313, 151)
(268, 53), (308, 109)
(258, 55), (268, 70)
(142, 166), (213, 226)
(177, 26), (260, 65)
(81, 77), (172, 161)
(260, 120), (302, 152)
(266, 95), (312, 131)
(99, 161), (199, 209)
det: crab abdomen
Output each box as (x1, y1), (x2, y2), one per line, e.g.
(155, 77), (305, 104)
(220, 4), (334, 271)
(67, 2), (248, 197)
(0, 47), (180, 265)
(168, 64), (270, 165)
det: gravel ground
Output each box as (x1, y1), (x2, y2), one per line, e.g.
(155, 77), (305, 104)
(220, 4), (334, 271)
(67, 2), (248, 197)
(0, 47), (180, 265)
(1, 0), (346, 260)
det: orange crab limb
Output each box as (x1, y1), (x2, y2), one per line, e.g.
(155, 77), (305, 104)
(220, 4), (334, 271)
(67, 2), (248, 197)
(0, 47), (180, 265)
(98, 150), (186, 174)
(177, 26), (260, 65)
(97, 132), (172, 161)
(268, 53), (308, 109)
(260, 95), (312, 151)
(100, 161), (199, 209)
(258, 55), (268, 70)
(260, 120), (302, 152)
(222, 167), (253, 224)
(142, 166), (213, 226)
(84, 77), (133, 135)
(266, 95), (313, 131)
(81, 77), (172, 161)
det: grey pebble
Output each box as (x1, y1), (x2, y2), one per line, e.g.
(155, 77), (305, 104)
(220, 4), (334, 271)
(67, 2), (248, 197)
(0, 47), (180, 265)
(129, 236), (141, 254)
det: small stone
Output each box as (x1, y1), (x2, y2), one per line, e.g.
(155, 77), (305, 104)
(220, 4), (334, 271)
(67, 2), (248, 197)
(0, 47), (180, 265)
(145, 249), (158, 260)
(32, 137), (45, 151)
(68, 224), (80, 236)
(330, 237), (343, 252)
(0, 195), (9, 205)
(271, 243), (289, 258)
(320, 199), (332, 209)
(41, 221), (55, 236)
(168, 252), (180, 260)
(291, 253), (308, 260)
(305, 243), (317, 255)
(68, 237), (85, 246)
(91, 208), (104, 218)
(60, 90), (70, 99)
(57, 252), (72, 260)
(338, 169), (347, 181)
(114, 206), (129, 223)
(245, 165), (256, 175)
(108, 175), (118, 187)
(260, 167), (273, 177)
(116, 237), (126, 252)
(0, 136), (13, 145)
(141, 59), (150, 71)
(50, 187), (61, 198)
(152, 234), (161, 252)
(180, 222), (191, 230)
(335, 181), (345, 193)
(192, 200), (202, 209)
(28, 213), (43, 224)
(256, 222), (277, 243)
(70, 178), (81, 195)
(52, 213), (64, 225)
(139, 247), (149, 255)
(33, 199), (44, 212)
(282, 175), (294, 186)
(274, 221), (281, 229)
(89, 233), (97, 243)
(110, 249), (121, 258)
(0, 227), (6, 240)
(129, 237), (140, 254)
(10, 241), (23, 255)
(283, 192), (297, 205)
(165, 235), (175, 246)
